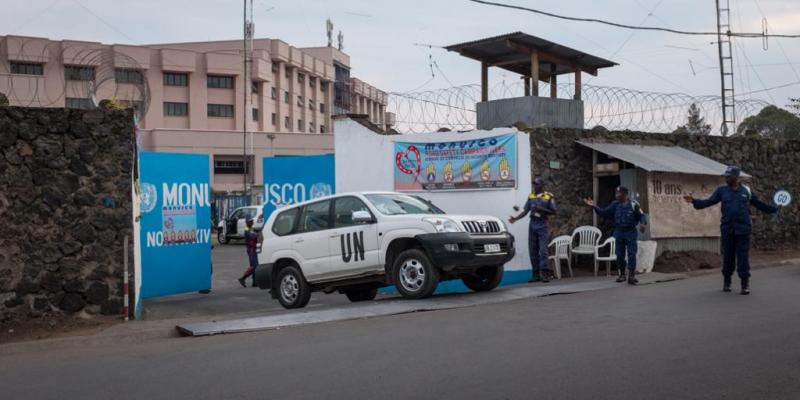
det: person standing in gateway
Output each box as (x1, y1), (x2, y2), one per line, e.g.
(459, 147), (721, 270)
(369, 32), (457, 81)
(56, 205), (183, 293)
(683, 166), (777, 295)
(509, 177), (557, 283)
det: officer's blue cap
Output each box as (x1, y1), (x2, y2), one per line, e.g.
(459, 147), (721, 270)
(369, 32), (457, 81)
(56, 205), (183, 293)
(616, 186), (629, 194)
(533, 177), (545, 186)
(723, 165), (741, 177)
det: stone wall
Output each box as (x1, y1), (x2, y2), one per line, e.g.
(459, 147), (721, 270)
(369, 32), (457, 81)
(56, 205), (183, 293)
(529, 128), (800, 250)
(0, 107), (134, 323)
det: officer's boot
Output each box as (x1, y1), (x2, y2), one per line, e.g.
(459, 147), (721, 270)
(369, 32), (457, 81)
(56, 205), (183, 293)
(627, 270), (638, 285)
(723, 276), (732, 292)
(740, 278), (750, 295)
(616, 269), (627, 283)
(541, 270), (550, 283)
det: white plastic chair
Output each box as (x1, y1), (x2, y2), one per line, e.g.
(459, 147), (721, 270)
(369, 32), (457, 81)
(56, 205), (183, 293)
(571, 226), (602, 272)
(594, 237), (617, 277)
(548, 235), (573, 279)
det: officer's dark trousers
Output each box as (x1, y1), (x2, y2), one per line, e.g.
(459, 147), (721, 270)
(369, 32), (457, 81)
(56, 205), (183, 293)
(721, 233), (751, 280)
(528, 225), (550, 275)
(613, 229), (638, 272)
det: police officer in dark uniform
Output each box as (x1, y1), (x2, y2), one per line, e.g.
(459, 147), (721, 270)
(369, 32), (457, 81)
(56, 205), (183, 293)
(584, 186), (647, 284)
(683, 166), (777, 295)
(509, 177), (557, 283)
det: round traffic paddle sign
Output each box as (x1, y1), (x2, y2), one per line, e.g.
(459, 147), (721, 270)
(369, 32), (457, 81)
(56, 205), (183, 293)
(773, 190), (792, 207)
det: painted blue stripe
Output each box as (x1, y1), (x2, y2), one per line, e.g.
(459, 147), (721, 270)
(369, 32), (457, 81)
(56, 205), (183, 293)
(379, 269), (533, 295)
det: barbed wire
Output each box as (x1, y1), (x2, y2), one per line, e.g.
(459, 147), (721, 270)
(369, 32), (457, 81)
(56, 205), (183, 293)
(387, 81), (771, 134)
(0, 36), (150, 120)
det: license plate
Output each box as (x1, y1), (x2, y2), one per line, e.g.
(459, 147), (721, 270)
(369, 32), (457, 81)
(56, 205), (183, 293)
(484, 244), (501, 253)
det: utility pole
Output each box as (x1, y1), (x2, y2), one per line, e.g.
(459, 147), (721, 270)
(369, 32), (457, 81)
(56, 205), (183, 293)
(243, 0), (254, 197)
(715, 0), (736, 136)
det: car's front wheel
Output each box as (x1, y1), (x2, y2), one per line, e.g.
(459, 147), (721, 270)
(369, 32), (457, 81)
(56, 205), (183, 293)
(344, 287), (378, 302)
(276, 266), (311, 309)
(462, 266), (504, 292)
(392, 249), (440, 299)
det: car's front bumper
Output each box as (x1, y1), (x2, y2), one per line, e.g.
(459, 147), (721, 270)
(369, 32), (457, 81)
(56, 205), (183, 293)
(416, 232), (515, 271)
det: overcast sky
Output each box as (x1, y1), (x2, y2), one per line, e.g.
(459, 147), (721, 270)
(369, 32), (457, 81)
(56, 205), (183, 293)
(3, 0), (799, 106)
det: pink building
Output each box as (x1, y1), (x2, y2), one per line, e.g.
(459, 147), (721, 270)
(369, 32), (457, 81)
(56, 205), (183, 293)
(0, 35), (391, 197)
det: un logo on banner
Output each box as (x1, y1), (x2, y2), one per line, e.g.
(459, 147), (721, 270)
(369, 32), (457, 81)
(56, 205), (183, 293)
(140, 182), (158, 213)
(310, 183), (333, 199)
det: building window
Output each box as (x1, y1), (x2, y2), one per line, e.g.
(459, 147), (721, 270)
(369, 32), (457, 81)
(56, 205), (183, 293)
(214, 159), (246, 174)
(271, 113), (277, 125)
(320, 81), (327, 92)
(207, 75), (234, 89)
(284, 91), (289, 104)
(320, 103), (326, 113)
(272, 63), (279, 73)
(64, 66), (95, 81)
(10, 62), (43, 76)
(284, 116), (290, 129)
(164, 72), (188, 86)
(297, 119), (303, 131)
(297, 95), (303, 107)
(285, 67), (291, 79)
(271, 87), (277, 99)
(309, 122), (315, 133)
(297, 73), (304, 84)
(310, 77), (316, 89)
(207, 104), (234, 118)
(115, 68), (143, 84)
(320, 125), (326, 134)
(163, 102), (188, 116)
(252, 108), (259, 121)
(251, 81), (259, 94)
(65, 97), (93, 110)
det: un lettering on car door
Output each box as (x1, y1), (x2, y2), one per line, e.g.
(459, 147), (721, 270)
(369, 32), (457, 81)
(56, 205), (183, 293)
(340, 231), (365, 263)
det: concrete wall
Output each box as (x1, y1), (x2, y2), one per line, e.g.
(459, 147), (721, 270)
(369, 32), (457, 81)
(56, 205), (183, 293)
(529, 128), (800, 250)
(0, 107), (134, 323)
(334, 119), (533, 271)
(477, 97), (584, 130)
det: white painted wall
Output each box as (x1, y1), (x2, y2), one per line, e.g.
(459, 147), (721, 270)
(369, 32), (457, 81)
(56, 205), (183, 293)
(334, 119), (532, 271)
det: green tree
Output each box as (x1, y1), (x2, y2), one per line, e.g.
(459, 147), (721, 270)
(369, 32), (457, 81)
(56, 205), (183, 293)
(736, 105), (800, 139)
(673, 103), (711, 135)
(0, 92), (8, 106)
(789, 98), (800, 117)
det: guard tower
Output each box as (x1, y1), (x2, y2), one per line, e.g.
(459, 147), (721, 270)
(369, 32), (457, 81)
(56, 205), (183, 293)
(445, 32), (617, 130)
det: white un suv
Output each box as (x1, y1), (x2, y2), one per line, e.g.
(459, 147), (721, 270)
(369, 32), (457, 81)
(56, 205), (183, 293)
(254, 192), (515, 309)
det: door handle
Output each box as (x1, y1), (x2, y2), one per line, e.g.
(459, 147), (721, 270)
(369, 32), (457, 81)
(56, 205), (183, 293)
(329, 232), (340, 238)
(295, 237), (304, 243)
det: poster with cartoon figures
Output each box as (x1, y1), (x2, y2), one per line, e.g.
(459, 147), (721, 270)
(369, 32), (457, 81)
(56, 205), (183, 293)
(394, 133), (517, 191)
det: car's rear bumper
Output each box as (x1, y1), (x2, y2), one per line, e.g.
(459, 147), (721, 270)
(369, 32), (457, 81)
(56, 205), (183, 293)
(416, 232), (515, 271)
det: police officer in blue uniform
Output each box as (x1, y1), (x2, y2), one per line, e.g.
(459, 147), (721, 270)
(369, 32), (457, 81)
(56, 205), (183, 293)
(510, 177), (557, 283)
(683, 166), (777, 295)
(584, 186), (647, 285)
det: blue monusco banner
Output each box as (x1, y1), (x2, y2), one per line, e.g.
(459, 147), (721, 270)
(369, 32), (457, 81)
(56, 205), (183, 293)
(394, 133), (517, 191)
(262, 154), (335, 219)
(138, 152), (212, 298)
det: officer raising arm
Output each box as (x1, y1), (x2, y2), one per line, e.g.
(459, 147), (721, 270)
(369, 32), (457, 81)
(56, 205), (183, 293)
(509, 177), (557, 283)
(584, 186), (646, 285)
(683, 166), (777, 295)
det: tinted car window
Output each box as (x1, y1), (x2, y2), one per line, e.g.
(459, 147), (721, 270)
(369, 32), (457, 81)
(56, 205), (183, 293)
(230, 209), (244, 220)
(334, 197), (372, 227)
(298, 200), (332, 232)
(272, 208), (300, 236)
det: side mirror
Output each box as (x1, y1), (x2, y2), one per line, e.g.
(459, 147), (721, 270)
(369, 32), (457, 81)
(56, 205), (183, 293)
(352, 210), (374, 224)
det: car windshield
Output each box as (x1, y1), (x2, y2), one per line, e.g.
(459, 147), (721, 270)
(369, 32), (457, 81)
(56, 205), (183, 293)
(365, 194), (445, 216)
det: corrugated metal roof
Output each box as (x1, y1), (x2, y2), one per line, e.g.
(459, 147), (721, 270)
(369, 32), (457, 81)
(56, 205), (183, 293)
(577, 141), (747, 176)
(444, 32), (617, 78)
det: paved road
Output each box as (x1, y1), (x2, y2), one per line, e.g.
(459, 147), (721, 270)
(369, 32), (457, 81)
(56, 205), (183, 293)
(141, 244), (351, 320)
(3, 264), (800, 400)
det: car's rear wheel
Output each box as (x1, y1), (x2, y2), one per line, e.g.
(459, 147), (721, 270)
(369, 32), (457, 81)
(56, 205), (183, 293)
(392, 249), (439, 299)
(276, 266), (311, 309)
(462, 266), (504, 292)
(217, 229), (229, 245)
(344, 287), (378, 302)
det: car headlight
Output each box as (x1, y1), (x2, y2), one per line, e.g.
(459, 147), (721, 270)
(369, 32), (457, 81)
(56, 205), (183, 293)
(423, 217), (462, 233)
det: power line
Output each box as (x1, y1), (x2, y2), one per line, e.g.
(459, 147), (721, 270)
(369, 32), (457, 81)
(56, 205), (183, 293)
(469, 0), (800, 38)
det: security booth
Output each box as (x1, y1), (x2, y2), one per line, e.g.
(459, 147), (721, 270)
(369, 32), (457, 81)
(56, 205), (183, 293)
(577, 141), (743, 257)
(444, 32), (617, 130)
